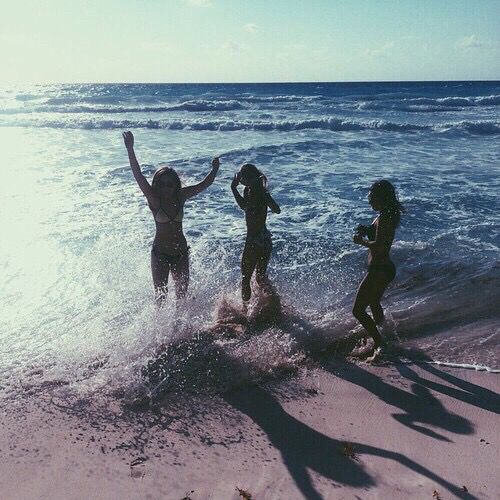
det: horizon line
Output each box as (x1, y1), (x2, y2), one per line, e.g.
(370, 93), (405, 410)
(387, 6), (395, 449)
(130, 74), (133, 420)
(2, 79), (499, 86)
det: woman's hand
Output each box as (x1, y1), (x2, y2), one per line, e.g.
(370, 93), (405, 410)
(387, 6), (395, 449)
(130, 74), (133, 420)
(231, 172), (241, 189)
(211, 157), (220, 172)
(122, 131), (134, 150)
(181, 157), (220, 200)
(353, 234), (364, 245)
(231, 172), (246, 209)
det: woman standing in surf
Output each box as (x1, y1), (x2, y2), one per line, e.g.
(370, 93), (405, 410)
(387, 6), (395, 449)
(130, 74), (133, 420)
(231, 164), (281, 308)
(123, 131), (220, 306)
(352, 180), (403, 354)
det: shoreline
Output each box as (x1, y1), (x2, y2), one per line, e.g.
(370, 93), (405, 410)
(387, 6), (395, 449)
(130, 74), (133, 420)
(1, 361), (499, 500)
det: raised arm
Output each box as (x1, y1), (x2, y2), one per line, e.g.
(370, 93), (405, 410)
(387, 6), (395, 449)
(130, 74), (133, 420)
(182, 157), (220, 200)
(122, 131), (156, 201)
(231, 172), (246, 210)
(265, 191), (281, 214)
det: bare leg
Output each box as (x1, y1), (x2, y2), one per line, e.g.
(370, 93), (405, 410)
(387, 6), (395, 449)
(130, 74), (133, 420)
(151, 249), (170, 307)
(371, 273), (392, 325)
(171, 251), (190, 302)
(370, 299), (384, 325)
(241, 243), (258, 304)
(255, 240), (272, 293)
(352, 271), (390, 348)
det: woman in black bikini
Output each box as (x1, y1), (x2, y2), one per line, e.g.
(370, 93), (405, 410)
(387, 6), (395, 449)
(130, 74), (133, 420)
(352, 180), (403, 353)
(231, 164), (281, 307)
(123, 131), (219, 306)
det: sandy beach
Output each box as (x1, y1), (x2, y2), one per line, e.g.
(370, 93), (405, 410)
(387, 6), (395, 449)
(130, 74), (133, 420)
(1, 361), (498, 500)
(1, 0), (499, 498)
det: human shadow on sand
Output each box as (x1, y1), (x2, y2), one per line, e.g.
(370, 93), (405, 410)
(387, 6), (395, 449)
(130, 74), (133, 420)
(391, 350), (500, 415)
(275, 311), (498, 442)
(223, 384), (476, 500)
(322, 360), (473, 442)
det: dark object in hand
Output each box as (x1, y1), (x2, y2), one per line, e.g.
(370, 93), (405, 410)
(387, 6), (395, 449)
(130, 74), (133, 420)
(355, 224), (369, 236)
(356, 224), (375, 240)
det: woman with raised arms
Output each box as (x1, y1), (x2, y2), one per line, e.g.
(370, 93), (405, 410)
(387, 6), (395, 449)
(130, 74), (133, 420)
(123, 131), (219, 306)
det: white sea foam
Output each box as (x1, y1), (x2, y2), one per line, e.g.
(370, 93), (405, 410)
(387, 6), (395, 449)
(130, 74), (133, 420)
(429, 361), (500, 373)
(2, 114), (499, 135)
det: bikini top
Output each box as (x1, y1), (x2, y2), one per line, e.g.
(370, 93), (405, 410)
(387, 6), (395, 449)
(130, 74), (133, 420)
(153, 202), (184, 224)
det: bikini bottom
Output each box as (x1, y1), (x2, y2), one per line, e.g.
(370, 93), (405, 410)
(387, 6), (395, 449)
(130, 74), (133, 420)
(367, 261), (396, 283)
(152, 245), (189, 266)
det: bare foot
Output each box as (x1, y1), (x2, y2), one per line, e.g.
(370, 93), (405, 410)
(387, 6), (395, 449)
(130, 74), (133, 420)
(364, 347), (383, 363)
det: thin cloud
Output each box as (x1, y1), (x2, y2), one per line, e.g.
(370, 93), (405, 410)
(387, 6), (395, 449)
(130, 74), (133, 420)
(455, 34), (490, 49)
(244, 23), (258, 33)
(364, 41), (395, 58)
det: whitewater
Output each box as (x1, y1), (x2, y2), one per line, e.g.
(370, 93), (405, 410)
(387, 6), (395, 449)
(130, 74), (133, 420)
(0, 81), (499, 409)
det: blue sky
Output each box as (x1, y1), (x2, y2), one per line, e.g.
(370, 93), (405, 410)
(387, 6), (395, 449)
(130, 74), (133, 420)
(1, 0), (499, 83)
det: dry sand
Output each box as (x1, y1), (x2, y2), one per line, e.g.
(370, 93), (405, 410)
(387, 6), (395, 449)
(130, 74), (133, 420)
(1, 361), (498, 500)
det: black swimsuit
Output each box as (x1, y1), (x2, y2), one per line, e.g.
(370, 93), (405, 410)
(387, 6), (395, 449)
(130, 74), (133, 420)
(364, 223), (396, 282)
(151, 246), (189, 266)
(368, 261), (396, 283)
(151, 200), (188, 265)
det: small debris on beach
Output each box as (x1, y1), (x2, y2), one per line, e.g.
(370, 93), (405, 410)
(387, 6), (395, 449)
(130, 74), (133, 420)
(340, 442), (359, 461)
(180, 490), (195, 500)
(236, 487), (253, 499)
(130, 456), (147, 467)
(432, 490), (442, 499)
(461, 485), (468, 492)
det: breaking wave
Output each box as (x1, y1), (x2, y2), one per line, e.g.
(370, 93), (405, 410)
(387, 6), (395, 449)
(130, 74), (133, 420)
(2, 115), (498, 135)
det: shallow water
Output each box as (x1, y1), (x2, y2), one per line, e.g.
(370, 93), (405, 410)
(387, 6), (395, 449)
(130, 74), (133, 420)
(0, 82), (499, 406)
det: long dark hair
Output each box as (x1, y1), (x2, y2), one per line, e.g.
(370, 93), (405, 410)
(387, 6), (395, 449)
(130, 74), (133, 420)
(369, 180), (404, 227)
(241, 163), (267, 190)
(151, 167), (182, 200)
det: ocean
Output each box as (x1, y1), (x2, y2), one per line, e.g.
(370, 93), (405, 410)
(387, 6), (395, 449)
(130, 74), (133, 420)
(0, 81), (499, 407)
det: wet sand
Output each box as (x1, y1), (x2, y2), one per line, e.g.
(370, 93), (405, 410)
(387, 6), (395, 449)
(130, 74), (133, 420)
(1, 362), (498, 500)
